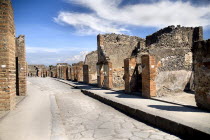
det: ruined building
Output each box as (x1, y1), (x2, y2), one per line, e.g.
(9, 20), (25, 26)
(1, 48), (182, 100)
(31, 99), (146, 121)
(71, 61), (84, 82)
(0, 0), (26, 111)
(27, 65), (47, 77)
(193, 39), (210, 110)
(83, 51), (98, 84)
(49, 65), (57, 78)
(27, 65), (38, 77)
(142, 25), (203, 98)
(97, 34), (145, 90)
(56, 63), (69, 80)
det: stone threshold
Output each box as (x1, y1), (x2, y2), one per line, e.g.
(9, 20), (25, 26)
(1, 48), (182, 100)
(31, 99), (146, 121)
(55, 78), (210, 139)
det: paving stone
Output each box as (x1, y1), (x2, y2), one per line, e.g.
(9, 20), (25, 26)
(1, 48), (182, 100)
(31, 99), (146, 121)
(133, 131), (150, 138)
(94, 129), (115, 138)
(149, 134), (164, 140)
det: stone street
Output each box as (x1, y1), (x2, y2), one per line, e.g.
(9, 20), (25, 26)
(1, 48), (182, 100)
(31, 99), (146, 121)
(0, 78), (180, 140)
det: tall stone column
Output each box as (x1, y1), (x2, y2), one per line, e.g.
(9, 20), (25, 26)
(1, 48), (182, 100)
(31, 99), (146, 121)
(193, 40), (210, 110)
(97, 63), (104, 88)
(104, 62), (113, 89)
(142, 55), (157, 98)
(0, 0), (16, 111)
(83, 65), (89, 84)
(16, 35), (27, 96)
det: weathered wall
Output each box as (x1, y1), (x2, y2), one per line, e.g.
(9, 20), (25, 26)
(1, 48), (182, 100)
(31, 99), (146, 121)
(28, 65), (46, 77)
(193, 40), (210, 110)
(84, 51), (98, 84)
(49, 66), (57, 78)
(97, 34), (145, 89)
(142, 55), (157, 98)
(16, 35), (27, 96)
(56, 63), (68, 80)
(74, 61), (84, 82)
(0, 0), (16, 111)
(146, 25), (203, 96)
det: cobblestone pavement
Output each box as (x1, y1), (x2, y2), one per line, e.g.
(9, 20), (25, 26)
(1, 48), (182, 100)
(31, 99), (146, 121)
(30, 78), (181, 140)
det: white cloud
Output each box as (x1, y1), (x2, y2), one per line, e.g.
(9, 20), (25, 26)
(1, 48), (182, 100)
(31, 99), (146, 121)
(54, 12), (127, 35)
(55, 0), (210, 35)
(64, 51), (89, 63)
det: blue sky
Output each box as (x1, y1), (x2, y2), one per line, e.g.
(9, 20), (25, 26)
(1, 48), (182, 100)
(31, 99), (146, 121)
(12, 0), (210, 65)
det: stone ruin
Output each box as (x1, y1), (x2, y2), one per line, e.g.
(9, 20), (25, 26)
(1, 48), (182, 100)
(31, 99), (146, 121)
(83, 51), (98, 84)
(0, 0), (27, 111)
(97, 34), (145, 90)
(71, 61), (84, 82)
(56, 63), (69, 80)
(142, 25), (203, 97)
(49, 65), (57, 78)
(27, 65), (48, 77)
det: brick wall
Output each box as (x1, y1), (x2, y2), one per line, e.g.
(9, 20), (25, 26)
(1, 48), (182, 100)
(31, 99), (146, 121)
(16, 35), (26, 96)
(142, 55), (157, 98)
(0, 0), (16, 111)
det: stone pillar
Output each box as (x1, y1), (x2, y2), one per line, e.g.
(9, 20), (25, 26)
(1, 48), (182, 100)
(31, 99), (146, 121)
(83, 65), (89, 84)
(104, 62), (113, 89)
(124, 58), (137, 93)
(77, 64), (83, 82)
(97, 63), (104, 88)
(16, 35), (27, 96)
(193, 40), (210, 110)
(0, 0), (16, 111)
(142, 55), (157, 98)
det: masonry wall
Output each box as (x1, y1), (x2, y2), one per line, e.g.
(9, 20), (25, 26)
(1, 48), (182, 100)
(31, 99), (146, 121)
(16, 35), (26, 96)
(193, 40), (210, 110)
(27, 65), (46, 77)
(145, 25), (203, 97)
(74, 61), (84, 82)
(28, 65), (37, 76)
(97, 34), (145, 89)
(0, 0), (16, 110)
(84, 51), (98, 84)
(56, 63), (68, 80)
(49, 66), (57, 77)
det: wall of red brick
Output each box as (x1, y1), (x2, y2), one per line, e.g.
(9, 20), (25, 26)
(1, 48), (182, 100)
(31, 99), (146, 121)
(16, 35), (27, 96)
(0, 0), (16, 111)
(142, 55), (157, 98)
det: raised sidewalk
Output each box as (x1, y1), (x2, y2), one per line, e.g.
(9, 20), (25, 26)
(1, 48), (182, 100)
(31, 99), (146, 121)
(56, 79), (210, 139)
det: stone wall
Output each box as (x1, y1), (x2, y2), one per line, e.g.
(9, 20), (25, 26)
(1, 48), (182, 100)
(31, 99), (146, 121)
(193, 40), (210, 110)
(49, 65), (57, 77)
(97, 34), (145, 89)
(145, 25), (203, 97)
(84, 51), (98, 84)
(16, 35), (26, 96)
(28, 65), (46, 77)
(73, 61), (84, 82)
(0, 0), (16, 111)
(56, 63), (68, 80)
